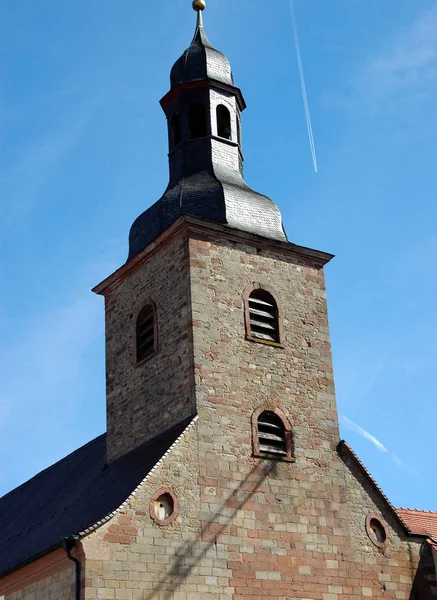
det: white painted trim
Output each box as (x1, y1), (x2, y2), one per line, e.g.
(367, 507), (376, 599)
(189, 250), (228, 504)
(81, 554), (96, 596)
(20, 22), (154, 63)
(78, 416), (199, 536)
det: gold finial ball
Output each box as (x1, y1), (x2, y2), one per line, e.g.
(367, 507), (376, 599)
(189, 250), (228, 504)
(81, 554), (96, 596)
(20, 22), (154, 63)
(192, 0), (206, 11)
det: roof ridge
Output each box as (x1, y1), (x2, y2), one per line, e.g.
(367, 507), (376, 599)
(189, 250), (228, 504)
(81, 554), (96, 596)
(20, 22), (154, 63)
(0, 432), (106, 502)
(398, 507), (437, 515)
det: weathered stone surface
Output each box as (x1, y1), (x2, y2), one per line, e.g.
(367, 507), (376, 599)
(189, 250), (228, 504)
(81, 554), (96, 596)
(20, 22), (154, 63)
(104, 231), (195, 463)
(8, 224), (427, 600)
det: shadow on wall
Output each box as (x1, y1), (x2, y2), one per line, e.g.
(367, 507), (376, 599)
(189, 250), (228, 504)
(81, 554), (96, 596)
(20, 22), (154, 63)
(145, 460), (278, 600)
(410, 542), (437, 599)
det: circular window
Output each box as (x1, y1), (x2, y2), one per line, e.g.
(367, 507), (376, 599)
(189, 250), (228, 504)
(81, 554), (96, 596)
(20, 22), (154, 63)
(150, 488), (179, 526)
(370, 518), (386, 543)
(366, 514), (389, 548)
(154, 494), (174, 521)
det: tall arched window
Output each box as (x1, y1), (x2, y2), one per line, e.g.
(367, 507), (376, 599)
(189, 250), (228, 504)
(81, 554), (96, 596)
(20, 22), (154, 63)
(189, 104), (207, 139)
(136, 301), (157, 363)
(216, 105), (231, 140)
(252, 407), (293, 460)
(170, 111), (181, 149)
(246, 288), (281, 344)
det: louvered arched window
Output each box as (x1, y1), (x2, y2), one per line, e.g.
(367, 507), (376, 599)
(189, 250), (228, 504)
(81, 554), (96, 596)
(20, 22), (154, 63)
(252, 408), (293, 461)
(246, 288), (281, 344)
(258, 412), (286, 456)
(136, 301), (157, 363)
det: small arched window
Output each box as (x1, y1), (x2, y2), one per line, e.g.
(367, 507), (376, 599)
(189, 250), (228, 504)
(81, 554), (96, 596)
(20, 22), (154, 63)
(216, 105), (231, 140)
(246, 288), (281, 344)
(170, 111), (181, 149)
(136, 302), (157, 363)
(252, 408), (293, 460)
(189, 104), (207, 139)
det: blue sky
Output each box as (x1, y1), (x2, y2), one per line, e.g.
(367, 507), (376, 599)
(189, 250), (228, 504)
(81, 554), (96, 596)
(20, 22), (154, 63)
(1, 0), (436, 510)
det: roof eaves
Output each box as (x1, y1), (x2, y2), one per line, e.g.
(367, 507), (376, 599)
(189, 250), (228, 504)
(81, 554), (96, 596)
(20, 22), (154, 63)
(396, 508), (437, 541)
(337, 440), (420, 536)
(0, 541), (65, 581)
(77, 415), (199, 537)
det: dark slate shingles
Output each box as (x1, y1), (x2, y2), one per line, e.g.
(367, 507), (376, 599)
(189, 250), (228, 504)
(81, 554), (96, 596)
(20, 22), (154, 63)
(0, 417), (193, 577)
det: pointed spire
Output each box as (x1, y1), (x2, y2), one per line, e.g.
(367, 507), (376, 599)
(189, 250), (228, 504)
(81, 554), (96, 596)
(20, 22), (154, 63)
(170, 0), (232, 88)
(191, 0), (211, 48)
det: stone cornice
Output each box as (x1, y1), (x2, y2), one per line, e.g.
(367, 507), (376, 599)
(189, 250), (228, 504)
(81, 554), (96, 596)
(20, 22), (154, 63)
(93, 216), (334, 296)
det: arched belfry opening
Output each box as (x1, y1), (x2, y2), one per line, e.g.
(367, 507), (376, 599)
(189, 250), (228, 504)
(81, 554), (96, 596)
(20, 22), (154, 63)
(257, 411), (287, 456)
(189, 104), (207, 139)
(217, 104), (231, 140)
(170, 111), (181, 149)
(247, 288), (280, 343)
(135, 302), (157, 363)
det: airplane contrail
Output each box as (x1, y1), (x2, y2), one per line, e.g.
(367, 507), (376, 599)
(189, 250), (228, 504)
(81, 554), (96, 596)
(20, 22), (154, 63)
(290, 0), (318, 173)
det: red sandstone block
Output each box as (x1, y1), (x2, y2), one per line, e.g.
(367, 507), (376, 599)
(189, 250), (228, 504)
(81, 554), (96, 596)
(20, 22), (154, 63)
(247, 530), (259, 539)
(108, 524), (124, 534)
(103, 533), (120, 544)
(232, 570), (253, 580)
(118, 534), (133, 545)
(122, 526), (138, 536)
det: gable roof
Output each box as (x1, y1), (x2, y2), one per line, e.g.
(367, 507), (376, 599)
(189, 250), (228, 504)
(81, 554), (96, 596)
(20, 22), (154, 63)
(397, 509), (437, 550)
(337, 440), (413, 533)
(338, 441), (436, 547)
(0, 417), (194, 578)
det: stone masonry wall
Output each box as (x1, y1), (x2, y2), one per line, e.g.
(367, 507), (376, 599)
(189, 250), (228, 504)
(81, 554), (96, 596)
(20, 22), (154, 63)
(82, 419), (226, 600)
(341, 452), (437, 598)
(103, 232), (195, 463)
(79, 418), (433, 599)
(80, 228), (436, 600)
(188, 232), (435, 599)
(1, 551), (76, 600)
(4, 569), (74, 600)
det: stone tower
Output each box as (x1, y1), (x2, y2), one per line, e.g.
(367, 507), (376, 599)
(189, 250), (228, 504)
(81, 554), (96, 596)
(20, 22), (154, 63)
(93, 4), (337, 465)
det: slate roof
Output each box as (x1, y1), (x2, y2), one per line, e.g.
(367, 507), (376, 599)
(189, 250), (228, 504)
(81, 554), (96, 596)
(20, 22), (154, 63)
(127, 10), (287, 262)
(0, 417), (194, 578)
(170, 11), (233, 89)
(127, 169), (287, 261)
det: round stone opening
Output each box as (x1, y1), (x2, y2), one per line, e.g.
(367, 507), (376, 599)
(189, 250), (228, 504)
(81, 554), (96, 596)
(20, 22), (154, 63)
(154, 493), (174, 522)
(369, 518), (386, 544)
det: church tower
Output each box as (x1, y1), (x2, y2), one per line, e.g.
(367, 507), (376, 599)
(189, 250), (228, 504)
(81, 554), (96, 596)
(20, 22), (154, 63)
(94, 2), (337, 470)
(3, 5), (435, 599)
